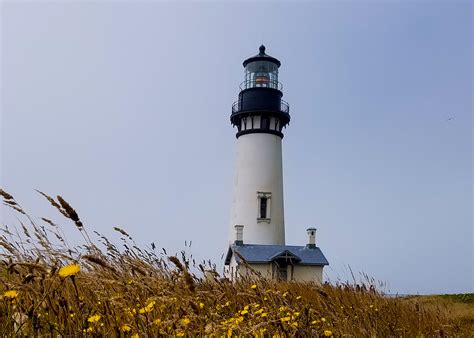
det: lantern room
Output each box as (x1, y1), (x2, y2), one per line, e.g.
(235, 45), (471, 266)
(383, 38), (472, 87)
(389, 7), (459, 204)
(242, 45), (281, 90)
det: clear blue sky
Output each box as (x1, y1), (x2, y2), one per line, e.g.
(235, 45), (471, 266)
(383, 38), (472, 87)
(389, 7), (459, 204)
(1, 1), (472, 294)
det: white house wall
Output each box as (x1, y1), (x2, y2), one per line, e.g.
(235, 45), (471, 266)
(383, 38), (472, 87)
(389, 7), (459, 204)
(292, 265), (324, 284)
(225, 256), (324, 284)
(225, 256), (273, 281)
(225, 255), (239, 281)
(239, 263), (272, 279)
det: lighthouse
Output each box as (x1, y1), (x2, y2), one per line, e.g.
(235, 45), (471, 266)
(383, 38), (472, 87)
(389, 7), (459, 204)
(228, 45), (289, 246)
(225, 46), (329, 282)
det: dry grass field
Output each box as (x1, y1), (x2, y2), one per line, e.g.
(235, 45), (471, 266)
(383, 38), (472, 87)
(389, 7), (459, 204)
(0, 189), (472, 336)
(404, 294), (474, 337)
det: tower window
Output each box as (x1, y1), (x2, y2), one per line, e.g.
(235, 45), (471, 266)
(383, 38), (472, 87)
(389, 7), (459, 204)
(257, 192), (271, 222)
(260, 197), (267, 218)
(261, 116), (270, 130)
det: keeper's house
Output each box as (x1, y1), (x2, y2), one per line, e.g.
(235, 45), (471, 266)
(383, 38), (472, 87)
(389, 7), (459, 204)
(225, 226), (328, 282)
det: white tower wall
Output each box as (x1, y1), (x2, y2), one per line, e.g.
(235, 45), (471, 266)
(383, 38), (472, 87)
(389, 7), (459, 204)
(229, 132), (285, 245)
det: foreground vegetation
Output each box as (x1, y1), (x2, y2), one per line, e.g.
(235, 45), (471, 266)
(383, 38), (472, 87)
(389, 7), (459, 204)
(0, 189), (472, 336)
(405, 293), (474, 336)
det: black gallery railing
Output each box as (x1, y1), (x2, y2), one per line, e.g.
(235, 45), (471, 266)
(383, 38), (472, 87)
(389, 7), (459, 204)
(232, 99), (290, 114)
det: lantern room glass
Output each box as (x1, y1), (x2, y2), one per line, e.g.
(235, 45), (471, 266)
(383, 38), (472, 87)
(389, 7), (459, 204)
(244, 61), (279, 90)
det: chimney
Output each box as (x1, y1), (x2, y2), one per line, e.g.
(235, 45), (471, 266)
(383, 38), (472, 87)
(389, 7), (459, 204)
(306, 227), (316, 249)
(234, 225), (244, 246)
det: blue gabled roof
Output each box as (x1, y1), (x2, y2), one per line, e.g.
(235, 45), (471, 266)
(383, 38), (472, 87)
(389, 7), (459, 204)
(225, 244), (329, 266)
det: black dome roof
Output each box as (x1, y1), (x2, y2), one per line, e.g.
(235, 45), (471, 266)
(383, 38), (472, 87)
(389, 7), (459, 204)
(243, 45), (281, 68)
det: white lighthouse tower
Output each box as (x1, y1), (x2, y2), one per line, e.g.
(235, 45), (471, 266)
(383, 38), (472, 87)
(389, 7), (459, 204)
(228, 45), (290, 246)
(225, 46), (328, 282)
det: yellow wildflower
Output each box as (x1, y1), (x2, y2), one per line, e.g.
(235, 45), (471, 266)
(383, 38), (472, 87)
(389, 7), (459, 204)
(255, 308), (264, 314)
(58, 264), (80, 278)
(261, 312), (268, 317)
(294, 312), (300, 317)
(199, 302), (205, 309)
(324, 330), (333, 336)
(296, 295), (302, 300)
(139, 301), (155, 314)
(176, 332), (184, 337)
(279, 306), (286, 312)
(282, 291), (289, 297)
(131, 334), (139, 338)
(153, 318), (161, 325)
(321, 317), (327, 322)
(181, 317), (190, 326)
(3, 290), (19, 299)
(120, 324), (131, 332)
(280, 316), (291, 322)
(241, 309), (249, 315)
(291, 322), (298, 327)
(88, 314), (101, 323)
(311, 320), (318, 325)
(250, 284), (257, 289)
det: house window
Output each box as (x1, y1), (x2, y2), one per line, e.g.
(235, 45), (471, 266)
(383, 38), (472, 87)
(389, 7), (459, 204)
(257, 192), (271, 222)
